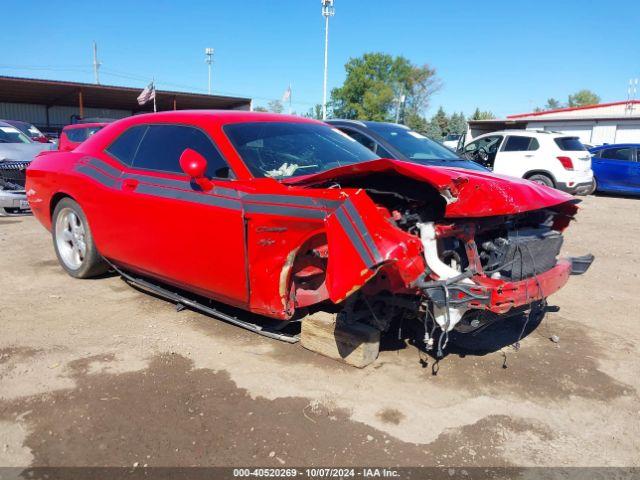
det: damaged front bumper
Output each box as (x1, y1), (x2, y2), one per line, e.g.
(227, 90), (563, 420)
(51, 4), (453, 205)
(414, 221), (594, 333)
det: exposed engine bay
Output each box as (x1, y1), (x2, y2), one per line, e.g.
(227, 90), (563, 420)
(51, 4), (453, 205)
(298, 170), (593, 356)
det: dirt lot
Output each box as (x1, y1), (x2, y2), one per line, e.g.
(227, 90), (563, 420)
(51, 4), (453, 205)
(1, 194), (639, 468)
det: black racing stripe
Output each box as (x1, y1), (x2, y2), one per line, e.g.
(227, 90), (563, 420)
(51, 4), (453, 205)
(122, 173), (191, 189)
(76, 165), (119, 188)
(86, 157), (121, 178)
(135, 184), (242, 211)
(215, 186), (242, 198)
(343, 199), (382, 263)
(334, 207), (375, 267)
(243, 202), (327, 220)
(245, 194), (318, 207)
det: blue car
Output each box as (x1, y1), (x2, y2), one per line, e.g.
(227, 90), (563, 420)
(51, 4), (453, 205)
(589, 144), (640, 196)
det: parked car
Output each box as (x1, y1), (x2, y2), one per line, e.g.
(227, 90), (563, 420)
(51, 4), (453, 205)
(588, 144), (640, 196)
(26, 111), (592, 351)
(458, 130), (594, 195)
(58, 122), (109, 152)
(442, 133), (462, 150)
(2, 119), (51, 143)
(0, 121), (54, 215)
(326, 120), (487, 171)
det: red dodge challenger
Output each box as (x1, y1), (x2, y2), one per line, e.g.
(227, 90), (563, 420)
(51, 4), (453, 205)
(26, 111), (592, 351)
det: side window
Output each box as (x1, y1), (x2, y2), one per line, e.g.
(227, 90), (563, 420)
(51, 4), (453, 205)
(503, 136), (540, 152)
(106, 125), (148, 165)
(339, 128), (376, 153)
(108, 124), (232, 178)
(601, 147), (633, 162)
(529, 138), (540, 150)
(503, 136), (532, 151)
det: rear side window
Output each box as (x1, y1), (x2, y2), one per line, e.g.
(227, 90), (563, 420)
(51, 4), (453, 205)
(503, 136), (539, 151)
(554, 137), (586, 151)
(601, 147), (633, 161)
(108, 124), (232, 178)
(106, 125), (147, 165)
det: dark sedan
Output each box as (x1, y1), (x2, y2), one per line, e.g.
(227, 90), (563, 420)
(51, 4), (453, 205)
(325, 120), (487, 171)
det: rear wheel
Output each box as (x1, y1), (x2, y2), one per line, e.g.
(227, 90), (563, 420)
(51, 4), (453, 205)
(52, 198), (107, 278)
(586, 179), (597, 195)
(527, 174), (554, 188)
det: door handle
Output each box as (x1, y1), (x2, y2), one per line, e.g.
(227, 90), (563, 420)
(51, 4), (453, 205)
(122, 178), (139, 191)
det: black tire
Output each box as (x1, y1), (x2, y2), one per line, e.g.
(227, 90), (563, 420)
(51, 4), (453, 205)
(51, 197), (107, 278)
(586, 179), (597, 195)
(527, 174), (555, 188)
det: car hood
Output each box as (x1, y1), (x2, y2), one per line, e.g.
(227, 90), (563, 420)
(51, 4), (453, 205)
(284, 158), (576, 218)
(0, 143), (54, 163)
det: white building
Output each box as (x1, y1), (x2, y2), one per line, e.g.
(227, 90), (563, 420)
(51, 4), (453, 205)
(466, 100), (640, 146)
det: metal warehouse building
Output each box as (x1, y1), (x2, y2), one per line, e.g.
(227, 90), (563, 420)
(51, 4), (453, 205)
(467, 100), (640, 146)
(0, 75), (252, 134)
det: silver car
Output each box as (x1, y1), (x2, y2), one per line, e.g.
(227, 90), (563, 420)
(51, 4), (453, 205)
(0, 120), (53, 215)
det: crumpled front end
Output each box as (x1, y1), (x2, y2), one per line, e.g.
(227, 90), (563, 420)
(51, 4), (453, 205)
(287, 159), (593, 351)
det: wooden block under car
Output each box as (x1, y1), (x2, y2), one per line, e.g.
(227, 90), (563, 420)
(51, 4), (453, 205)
(300, 311), (380, 368)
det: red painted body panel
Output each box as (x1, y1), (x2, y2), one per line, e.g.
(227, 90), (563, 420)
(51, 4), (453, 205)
(285, 158), (575, 218)
(26, 111), (583, 325)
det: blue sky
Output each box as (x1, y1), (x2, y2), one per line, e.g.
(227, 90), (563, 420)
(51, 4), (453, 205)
(1, 0), (639, 118)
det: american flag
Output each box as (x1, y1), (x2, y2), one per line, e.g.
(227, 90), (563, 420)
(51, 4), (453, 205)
(137, 82), (156, 106)
(282, 84), (292, 103)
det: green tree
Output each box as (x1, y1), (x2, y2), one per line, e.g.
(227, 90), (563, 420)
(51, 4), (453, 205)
(330, 52), (439, 122)
(267, 100), (284, 113)
(567, 90), (600, 108)
(449, 112), (467, 135)
(305, 104), (323, 120)
(470, 108), (495, 120)
(432, 107), (449, 138)
(545, 98), (562, 110)
(253, 106), (268, 112)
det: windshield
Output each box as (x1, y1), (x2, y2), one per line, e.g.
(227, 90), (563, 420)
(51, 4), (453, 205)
(366, 123), (460, 162)
(224, 122), (379, 178)
(0, 126), (32, 144)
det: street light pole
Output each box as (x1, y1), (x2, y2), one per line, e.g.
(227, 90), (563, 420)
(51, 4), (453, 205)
(205, 48), (214, 95)
(321, 0), (334, 120)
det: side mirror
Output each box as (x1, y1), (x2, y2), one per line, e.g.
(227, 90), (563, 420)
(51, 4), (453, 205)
(179, 148), (212, 191)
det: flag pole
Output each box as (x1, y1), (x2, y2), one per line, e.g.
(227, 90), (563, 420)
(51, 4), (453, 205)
(289, 83), (292, 115)
(153, 78), (157, 112)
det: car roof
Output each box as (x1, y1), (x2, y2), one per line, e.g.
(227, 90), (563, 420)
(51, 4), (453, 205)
(589, 143), (640, 151)
(474, 129), (579, 138)
(0, 120), (19, 128)
(117, 110), (324, 128)
(326, 119), (410, 130)
(63, 122), (110, 130)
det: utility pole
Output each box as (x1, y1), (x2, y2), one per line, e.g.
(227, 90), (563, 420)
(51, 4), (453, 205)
(321, 0), (335, 120)
(93, 41), (101, 85)
(205, 48), (214, 95)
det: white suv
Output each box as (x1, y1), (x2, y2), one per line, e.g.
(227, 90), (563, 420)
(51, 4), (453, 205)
(459, 130), (594, 195)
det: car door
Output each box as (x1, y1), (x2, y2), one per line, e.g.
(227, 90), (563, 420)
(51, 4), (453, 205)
(592, 146), (636, 192)
(463, 135), (503, 170)
(495, 135), (540, 178)
(102, 123), (248, 307)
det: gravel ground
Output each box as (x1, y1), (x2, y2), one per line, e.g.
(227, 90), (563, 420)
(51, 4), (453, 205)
(0, 194), (639, 468)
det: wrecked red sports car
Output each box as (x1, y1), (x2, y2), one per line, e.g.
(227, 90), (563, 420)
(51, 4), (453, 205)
(26, 111), (592, 352)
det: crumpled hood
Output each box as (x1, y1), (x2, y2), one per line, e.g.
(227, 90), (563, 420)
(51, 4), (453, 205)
(285, 158), (576, 218)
